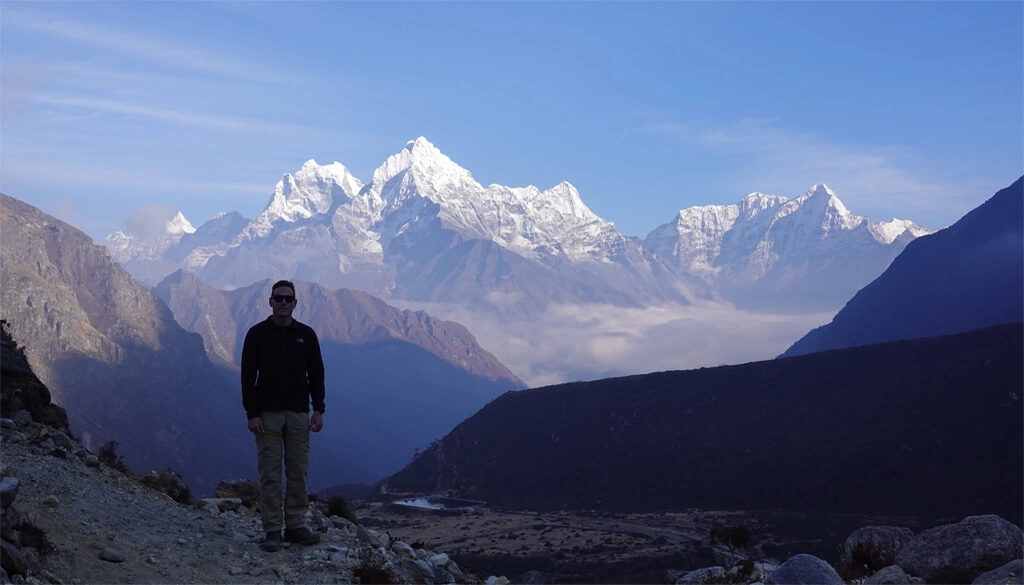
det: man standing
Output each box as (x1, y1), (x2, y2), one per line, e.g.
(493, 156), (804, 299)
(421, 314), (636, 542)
(241, 279), (325, 552)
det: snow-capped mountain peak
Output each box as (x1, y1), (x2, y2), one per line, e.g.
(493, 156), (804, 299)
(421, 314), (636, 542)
(167, 211), (196, 236)
(242, 159), (364, 240)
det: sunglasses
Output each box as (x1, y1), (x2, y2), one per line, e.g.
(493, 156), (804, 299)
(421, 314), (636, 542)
(272, 295), (295, 303)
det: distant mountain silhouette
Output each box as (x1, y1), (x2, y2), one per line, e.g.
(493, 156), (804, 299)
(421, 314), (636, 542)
(782, 177), (1023, 357)
(153, 271), (525, 488)
(0, 194), (253, 495)
(381, 324), (1022, 526)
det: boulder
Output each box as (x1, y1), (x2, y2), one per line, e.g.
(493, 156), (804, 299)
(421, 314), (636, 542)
(0, 477), (19, 509)
(766, 554), (843, 585)
(972, 559), (1024, 585)
(841, 525), (914, 575)
(895, 515), (1024, 583)
(865, 565), (911, 585)
(214, 479), (260, 509)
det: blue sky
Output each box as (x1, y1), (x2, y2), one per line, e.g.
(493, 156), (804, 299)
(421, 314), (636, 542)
(2, 1), (1021, 241)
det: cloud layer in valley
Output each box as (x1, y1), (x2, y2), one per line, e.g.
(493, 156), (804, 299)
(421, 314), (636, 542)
(399, 300), (834, 388)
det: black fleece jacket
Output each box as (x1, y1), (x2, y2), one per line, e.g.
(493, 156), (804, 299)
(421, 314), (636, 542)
(241, 317), (326, 420)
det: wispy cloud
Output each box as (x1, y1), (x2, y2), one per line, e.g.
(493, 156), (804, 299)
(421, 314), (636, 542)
(1, 160), (270, 197)
(643, 117), (980, 222)
(3, 9), (287, 83)
(35, 93), (309, 134)
(396, 301), (834, 388)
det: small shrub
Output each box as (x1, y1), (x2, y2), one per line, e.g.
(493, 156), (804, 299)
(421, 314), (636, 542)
(326, 495), (359, 524)
(140, 469), (192, 505)
(710, 525), (751, 552)
(97, 440), (130, 473)
(353, 547), (397, 584)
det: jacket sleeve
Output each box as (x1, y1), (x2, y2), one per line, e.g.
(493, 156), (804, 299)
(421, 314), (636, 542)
(307, 329), (326, 414)
(240, 326), (260, 420)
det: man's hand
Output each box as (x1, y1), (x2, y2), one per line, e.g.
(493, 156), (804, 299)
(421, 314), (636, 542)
(248, 416), (264, 434)
(310, 411), (323, 433)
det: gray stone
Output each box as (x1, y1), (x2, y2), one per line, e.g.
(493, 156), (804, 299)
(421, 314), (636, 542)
(434, 567), (456, 584)
(49, 431), (75, 451)
(865, 565), (911, 585)
(766, 554), (843, 585)
(41, 496), (59, 508)
(430, 552), (451, 568)
(972, 559), (1024, 585)
(0, 477), (20, 508)
(841, 526), (914, 574)
(679, 566), (726, 584)
(99, 548), (125, 562)
(895, 515), (1024, 583)
(0, 539), (28, 576)
(356, 524), (382, 547)
(0, 419), (15, 430)
(392, 540), (416, 559)
(11, 412), (32, 428)
(447, 560), (464, 581)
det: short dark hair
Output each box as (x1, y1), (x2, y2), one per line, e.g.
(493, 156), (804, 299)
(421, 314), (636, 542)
(271, 280), (295, 294)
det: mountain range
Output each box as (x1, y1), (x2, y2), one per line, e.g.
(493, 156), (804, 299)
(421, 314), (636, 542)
(783, 175), (1023, 356)
(0, 194), (523, 493)
(106, 138), (930, 314)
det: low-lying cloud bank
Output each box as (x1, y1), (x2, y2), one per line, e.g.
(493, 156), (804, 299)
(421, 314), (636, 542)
(398, 300), (835, 388)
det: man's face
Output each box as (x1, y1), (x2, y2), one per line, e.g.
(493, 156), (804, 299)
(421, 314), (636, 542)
(269, 286), (296, 319)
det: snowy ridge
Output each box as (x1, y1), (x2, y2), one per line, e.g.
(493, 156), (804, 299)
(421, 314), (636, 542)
(102, 137), (932, 313)
(646, 183), (934, 285)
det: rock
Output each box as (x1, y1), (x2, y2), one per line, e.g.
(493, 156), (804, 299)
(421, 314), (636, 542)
(486, 577), (511, 585)
(0, 539), (28, 576)
(430, 552), (451, 568)
(214, 479), (260, 509)
(330, 515), (356, 533)
(510, 569), (546, 584)
(766, 554), (843, 585)
(392, 540), (416, 559)
(41, 496), (59, 508)
(84, 455), (100, 468)
(435, 567), (457, 584)
(198, 498), (243, 513)
(99, 548), (125, 562)
(49, 431), (75, 451)
(895, 515), (1024, 583)
(11, 411), (33, 428)
(0, 477), (19, 508)
(972, 559), (1024, 585)
(840, 526), (914, 576)
(356, 524), (382, 547)
(864, 565), (911, 584)
(679, 566), (727, 584)
(447, 560), (464, 581)
(0, 419), (15, 430)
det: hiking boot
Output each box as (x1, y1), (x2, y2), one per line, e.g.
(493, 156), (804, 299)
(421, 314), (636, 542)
(261, 531), (283, 552)
(283, 526), (320, 546)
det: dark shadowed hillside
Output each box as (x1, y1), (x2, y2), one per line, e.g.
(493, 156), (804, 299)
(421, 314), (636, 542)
(0, 194), (253, 494)
(783, 177), (1023, 357)
(383, 324), (1022, 526)
(154, 270), (526, 488)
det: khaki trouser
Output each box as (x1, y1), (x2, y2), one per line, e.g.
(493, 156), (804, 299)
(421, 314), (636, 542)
(255, 410), (310, 532)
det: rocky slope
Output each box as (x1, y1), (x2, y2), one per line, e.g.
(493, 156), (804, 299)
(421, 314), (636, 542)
(783, 175), (1023, 357)
(0, 417), (490, 585)
(382, 323), (1023, 524)
(0, 194), (252, 495)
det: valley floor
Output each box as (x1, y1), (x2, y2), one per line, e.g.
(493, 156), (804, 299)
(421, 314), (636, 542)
(354, 500), (939, 584)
